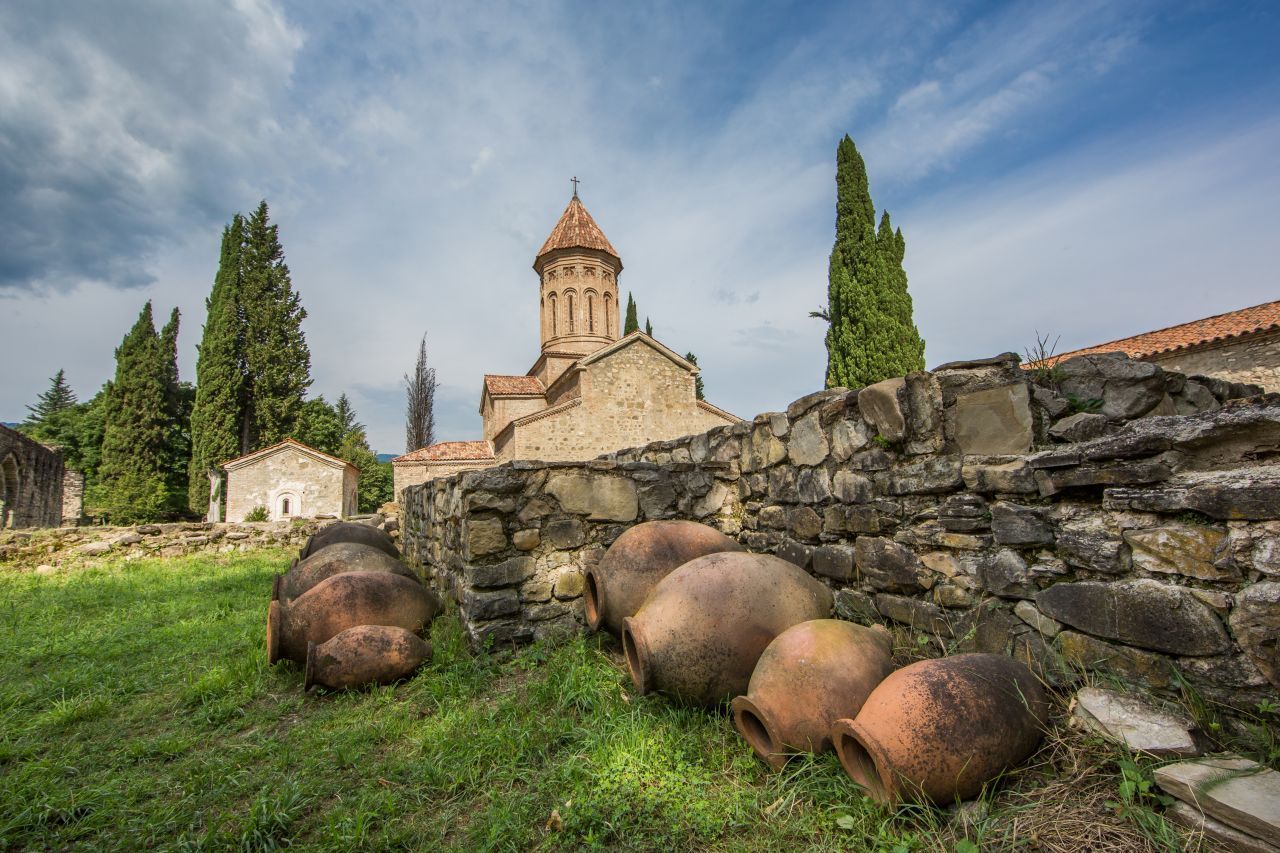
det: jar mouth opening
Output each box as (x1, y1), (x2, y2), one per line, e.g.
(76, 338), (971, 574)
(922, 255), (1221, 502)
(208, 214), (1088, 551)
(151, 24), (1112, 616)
(621, 618), (652, 694)
(833, 719), (892, 804)
(583, 569), (603, 631)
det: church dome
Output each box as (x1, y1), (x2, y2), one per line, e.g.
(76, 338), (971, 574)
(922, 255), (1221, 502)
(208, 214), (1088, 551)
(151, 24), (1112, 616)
(535, 195), (621, 269)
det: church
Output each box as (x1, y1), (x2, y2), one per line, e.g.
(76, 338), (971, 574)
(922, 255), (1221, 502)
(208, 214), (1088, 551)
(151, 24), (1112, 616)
(393, 191), (740, 495)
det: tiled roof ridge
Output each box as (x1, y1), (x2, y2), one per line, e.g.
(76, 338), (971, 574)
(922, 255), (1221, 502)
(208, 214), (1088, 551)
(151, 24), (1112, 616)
(1047, 299), (1280, 363)
(393, 440), (495, 463)
(484, 374), (545, 396)
(223, 437), (353, 470)
(536, 196), (619, 260)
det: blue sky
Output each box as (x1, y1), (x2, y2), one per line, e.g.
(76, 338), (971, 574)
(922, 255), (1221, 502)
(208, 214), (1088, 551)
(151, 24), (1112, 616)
(2, 1), (1278, 454)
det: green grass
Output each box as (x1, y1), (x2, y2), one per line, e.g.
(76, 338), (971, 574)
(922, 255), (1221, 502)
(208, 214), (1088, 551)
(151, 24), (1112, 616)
(0, 552), (1191, 851)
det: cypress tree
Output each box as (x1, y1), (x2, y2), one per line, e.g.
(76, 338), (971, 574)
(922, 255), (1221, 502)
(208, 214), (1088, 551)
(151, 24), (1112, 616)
(95, 302), (173, 523)
(23, 370), (77, 424)
(624, 292), (639, 334)
(644, 317), (653, 337)
(820, 135), (924, 388)
(188, 216), (249, 513)
(404, 333), (437, 453)
(241, 201), (311, 448)
(685, 352), (705, 400)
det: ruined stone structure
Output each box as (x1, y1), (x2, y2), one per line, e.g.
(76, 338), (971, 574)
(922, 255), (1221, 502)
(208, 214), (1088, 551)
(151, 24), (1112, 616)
(1053, 300), (1280, 392)
(393, 193), (738, 497)
(224, 439), (358, 522)
(402, 352), (1280, 715)
(0, 424), (78, 528)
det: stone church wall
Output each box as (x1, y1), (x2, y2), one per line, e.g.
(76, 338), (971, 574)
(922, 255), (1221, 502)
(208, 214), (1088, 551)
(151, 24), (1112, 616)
(403, 352), (1280, 715)
(1147, 330), (1280, 393)
(226, 447), (351, 522)
(0, 424), (69, 528)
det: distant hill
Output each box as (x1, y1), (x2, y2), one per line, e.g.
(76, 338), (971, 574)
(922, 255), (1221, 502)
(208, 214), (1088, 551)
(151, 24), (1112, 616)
(1, 422), (18, 430)
(376, 453), (397, 464)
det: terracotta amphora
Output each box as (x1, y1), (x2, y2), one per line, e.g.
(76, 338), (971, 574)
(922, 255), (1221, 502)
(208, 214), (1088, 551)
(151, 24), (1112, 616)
(275, 542), (421, 602)
(731, 619), (894, 770)
(621, 551), (833, 707)
(267, 571), (440, 665)
(585, 520), (744, 635)
(304, 625), (432, 691)
(831, 653), (1048, 804)
(298, 522), (399, 561)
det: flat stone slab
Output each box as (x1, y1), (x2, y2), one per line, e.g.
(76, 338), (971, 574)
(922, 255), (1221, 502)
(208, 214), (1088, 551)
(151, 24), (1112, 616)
(1154, 756), (1280, 846)
(1165, 802), (1280, 853)
(1070, 687), (1200, 756)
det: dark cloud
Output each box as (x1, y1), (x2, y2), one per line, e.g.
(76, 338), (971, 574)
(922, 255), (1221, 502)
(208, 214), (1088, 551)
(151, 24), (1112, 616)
(0, 0), (304, 292)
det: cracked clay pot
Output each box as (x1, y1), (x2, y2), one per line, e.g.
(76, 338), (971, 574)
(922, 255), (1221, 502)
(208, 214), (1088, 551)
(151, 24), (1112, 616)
(275, 542), (421, 602)
(621, 551), (833, 707)
(267, 571), (440, 665)
(731, 619), (894, 771)
(585, 520), (744, 634)
(831, 653), (1048, 804)
(298, 522), (399, 561)
(305, 625), (432, 691)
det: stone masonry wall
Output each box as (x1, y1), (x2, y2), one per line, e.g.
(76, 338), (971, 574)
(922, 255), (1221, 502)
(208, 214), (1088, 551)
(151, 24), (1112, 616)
(401, 352), (1280, 712)
(1149, 330), (1280, 393)
(0, 424), (66, 529)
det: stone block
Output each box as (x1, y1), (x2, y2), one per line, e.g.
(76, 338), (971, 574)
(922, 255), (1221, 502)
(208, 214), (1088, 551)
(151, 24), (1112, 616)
(546, 473), (638, 522)
(788, 507), (822, 540)
(796, 468), (832, 503)
(553, 570), (586, 600)
(953, 601), (1022, 655)
(961, 457), (1037, 494)
(858, 378), (908, 442)
(512, 529), (541, 551)
(833, 470), (874, 503)
(787, 412), (830, 466)
(823, 505), (879, 535)
(464, 556), (535, 589)
(1056, 630), (1174, 688)
(1049, 412), (1108, 443)
(1057, 353), (1166, 420)
(978, 549), (1037, 599)
(741, 424), (787, 472)
(875, 594), (951, 635)
(1230, 582), (1280, 689)
(464, 518), (507, 559)
(776, 539), (813, 569)
(1056, 517), (1129, 574)
(766, 467), (798, 502)
(1071, 687), (1201, 757)
(1154, 757), (1280, 847)
(878, 457), (963, 496)
(542, 517), (586, 550)
(1037, 579), (1230, 656)
(464, 588), (521, 620)
(812, 544), (855, 581)
(991, 502), (1054, 546)
(830, 418), (872, 461)
(933, 583), (974, 608)
(854, 536), (924, 593)
(758, 505), (788, 529)
(834, 589), (879, 625)
(1164, 802), (1278, 853)
(904, 372), (944, 455)
(78, 541), (112, 556)
(1013, 600), (1060, 638)
(950, 383), (1034, 455)
(638, 482), (677, 517)
(1035, 460), (1173, 497)
(1124, 525), (1235, 581)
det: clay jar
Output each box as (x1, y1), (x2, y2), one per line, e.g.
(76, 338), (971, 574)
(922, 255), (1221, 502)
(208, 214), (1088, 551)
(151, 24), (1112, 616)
(275, 542), (421, 602)
(298, 522), (399, 561)
(731, 619), (894, 771)
(831, 653), (1048, 805)
(305, 625), (432, 691)
(267, 571), (440, 665)
(585, 520), (744, 634)
(622, 551), (833, 707)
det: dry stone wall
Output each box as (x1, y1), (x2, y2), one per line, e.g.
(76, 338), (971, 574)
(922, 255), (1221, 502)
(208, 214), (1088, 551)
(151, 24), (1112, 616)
(401, 352), (1280, 712)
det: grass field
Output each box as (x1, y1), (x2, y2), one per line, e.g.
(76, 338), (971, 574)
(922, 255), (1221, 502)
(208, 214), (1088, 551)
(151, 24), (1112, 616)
(0, 551), (1199, 850)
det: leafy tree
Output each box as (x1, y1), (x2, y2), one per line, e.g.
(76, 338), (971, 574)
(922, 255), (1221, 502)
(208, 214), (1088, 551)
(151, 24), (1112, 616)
(93, 302), (182, 523)
(23, 370), (77, 424)
(335, 393), (361, 437)
(624, 292), (639, 335)
(338, 428), (392, 512)
(404, 333), (437, 453)
(816, 135), (925, 388)
(685, 352), (705, 401)
(241, 201), (311, 448)
(295, 396), (344, 456)
(188, 215), (249, 512)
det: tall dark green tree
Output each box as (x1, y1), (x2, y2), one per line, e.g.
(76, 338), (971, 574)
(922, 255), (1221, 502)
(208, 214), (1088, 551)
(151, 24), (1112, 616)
(188, 215), (249, 512)
(817, 135), (924, 388)
(624, 292), (639, 335)
(404, 333), (437, 453)
(94, 302), (180, 523)
(685, 352), (705, 400)
(23, 370), (77, 424)
(644, 317), (653, 337)
(241, 201), (311, 448)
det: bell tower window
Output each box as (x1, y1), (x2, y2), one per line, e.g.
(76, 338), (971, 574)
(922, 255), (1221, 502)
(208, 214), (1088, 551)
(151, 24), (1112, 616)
(588, 294), (595, 332)
(567, 293), (576, 332)
(550, 294), (558, 336)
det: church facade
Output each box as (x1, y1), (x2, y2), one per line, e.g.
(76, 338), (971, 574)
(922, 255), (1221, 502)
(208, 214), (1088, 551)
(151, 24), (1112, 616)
(393, 193), (739, 496)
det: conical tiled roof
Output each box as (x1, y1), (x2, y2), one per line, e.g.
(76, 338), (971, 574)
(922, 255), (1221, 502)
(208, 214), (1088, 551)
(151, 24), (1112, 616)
(536, 195), (619, 262)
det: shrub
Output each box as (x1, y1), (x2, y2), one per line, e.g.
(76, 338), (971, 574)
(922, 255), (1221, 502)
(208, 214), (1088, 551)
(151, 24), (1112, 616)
(245, 506), (269, 522)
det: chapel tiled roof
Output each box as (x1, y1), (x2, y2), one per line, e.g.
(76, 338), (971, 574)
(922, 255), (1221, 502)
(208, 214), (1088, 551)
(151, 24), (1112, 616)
(393, 441), (495, 463)
(1047, 300), (1280, 364)
(484, 374), (545, 396)
(536, 195), (619, 260)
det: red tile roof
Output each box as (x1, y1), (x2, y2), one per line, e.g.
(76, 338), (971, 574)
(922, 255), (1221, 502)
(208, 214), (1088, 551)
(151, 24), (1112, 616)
(536, 196), (619, 260)
(484, 374), (545, 396)
(394, 441), (494, 463)
(1046, 300), (1280, 364)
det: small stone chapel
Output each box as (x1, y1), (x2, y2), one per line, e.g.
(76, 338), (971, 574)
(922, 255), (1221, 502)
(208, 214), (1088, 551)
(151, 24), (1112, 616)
(393, 190), (739, 495)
